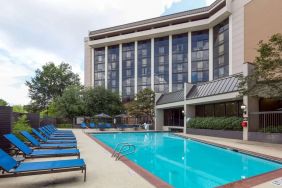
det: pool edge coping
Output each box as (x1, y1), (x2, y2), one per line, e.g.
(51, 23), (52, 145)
(85, 132), (172, 188)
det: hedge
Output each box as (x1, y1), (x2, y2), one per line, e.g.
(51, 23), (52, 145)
(187, 117), (243, 131)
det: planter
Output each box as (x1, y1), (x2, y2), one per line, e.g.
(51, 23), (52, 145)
(187, 128), (243, 139)
(249, 132), (282, 144)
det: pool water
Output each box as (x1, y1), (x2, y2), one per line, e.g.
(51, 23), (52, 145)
(92, 132), (282, 188)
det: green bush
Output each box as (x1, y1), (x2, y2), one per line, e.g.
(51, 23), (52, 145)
(56, 124), (73, 128)
(13, 115), (32, 141)
(187, 117), (243, 131)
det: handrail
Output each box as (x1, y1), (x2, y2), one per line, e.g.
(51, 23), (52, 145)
(112, 143), (136, 160)
(111, 142), (129, 158)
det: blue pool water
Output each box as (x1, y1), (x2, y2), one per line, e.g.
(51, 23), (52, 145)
(92, 132), (282, 188)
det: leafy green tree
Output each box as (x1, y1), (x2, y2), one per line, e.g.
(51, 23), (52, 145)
(239, 33), (282, 98)
(126, 88), (155, 123)
(54, 85), (84, 119)
(26, 62), (80, 113)
(13, 115), (32, 141)
(0, 99), (8, 106)
(83, 86), (123, 116)
(13, 105), (27, 113)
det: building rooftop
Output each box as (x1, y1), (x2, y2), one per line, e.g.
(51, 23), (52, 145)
(156, 74), (242, 105)
(88, 0), (226, 40)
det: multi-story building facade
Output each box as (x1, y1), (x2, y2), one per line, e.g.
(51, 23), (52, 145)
(85, 0), (282, 140)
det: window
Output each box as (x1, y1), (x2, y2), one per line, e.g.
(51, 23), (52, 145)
(172, 33), (188, 91)
(159, 56), (165, 64)
(126, 60), (131, 68)
(214, 103), (225, 117)
(226, 102), (238, 116)
(205, 104), (214, 117)
(159, 65), (164, 73)
(218, 44), (224, 54)
(213, 19), (229, 79)
(191, 30), (209, 84)
(142, 67), (147, 75)
(111, 80), (116, 87)
(98, 56), (103, 62)
(142, 59), (147, 66)
(142, 49), (147, 56)
(126, 87), (131, 95)
(177, 64), (183, 72)
(126, 51), (131, 58)
(142, 77), (147, 84)
(177, 74), (183, 82)
(159, 75), (164, 82)
(111, 71), (116, 78)
(111, 62), (116, 69)
(126, 69), (131, 77)
(159, 47), (165, 54)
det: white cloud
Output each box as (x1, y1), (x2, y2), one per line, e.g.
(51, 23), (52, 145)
(204, 0), (216, 5)
(0, 0), (190, 105)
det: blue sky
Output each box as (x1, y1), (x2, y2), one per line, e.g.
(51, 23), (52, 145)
(0, 0), (214, 105)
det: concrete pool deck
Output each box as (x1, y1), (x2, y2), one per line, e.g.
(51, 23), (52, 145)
(0, 129), (154, 188)
(1, 129), (281, 188)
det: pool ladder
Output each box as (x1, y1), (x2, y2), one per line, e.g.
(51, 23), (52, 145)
(112, 142), (136, 160)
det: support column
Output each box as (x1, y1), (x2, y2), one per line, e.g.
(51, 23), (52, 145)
(134, 41), (138, 95)
(188, 32), (192, 83)
(209, 28), (213, 81)
(91, 47), (95, 87)
(119, 44), (122, 97)
(151, 38), (154, 91)
(184, 104), (195, 134)
(105, 46), (108, 89)
(229, 15), (233, 75)
(155, 108), (164, 131)
(169, 35), (172, 92)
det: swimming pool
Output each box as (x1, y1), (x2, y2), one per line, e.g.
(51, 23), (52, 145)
(92, 132), (282, 188)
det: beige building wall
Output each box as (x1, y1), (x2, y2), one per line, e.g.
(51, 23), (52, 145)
(84, 38), (92, 87)
(244, 0), (282, 63)
(230, 0), (251, 74)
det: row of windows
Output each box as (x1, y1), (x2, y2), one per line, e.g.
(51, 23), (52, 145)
(93, 20), (229, 100)
(196, 100), (243, 117)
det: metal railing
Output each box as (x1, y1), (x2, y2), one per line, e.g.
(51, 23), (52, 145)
(249, 111), (282, 133)
(112, 143), (136, 160)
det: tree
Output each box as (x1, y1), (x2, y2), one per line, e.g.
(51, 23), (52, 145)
(126, 88), (155, 123)
(239, 33), (282, 98)
(0, 99), (8, 106)
(83, 86), (124, 116)
(12, 115), (32, 141)
(26, 62), (80, 112)
(54, 85), (84, 119)
(13, 105), (27, 113)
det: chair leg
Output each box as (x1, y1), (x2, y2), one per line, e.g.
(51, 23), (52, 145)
(84, 166), (87, 182)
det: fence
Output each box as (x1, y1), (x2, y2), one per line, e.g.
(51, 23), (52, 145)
(0, 106), (12, 152)
(249, 111), (282, 133)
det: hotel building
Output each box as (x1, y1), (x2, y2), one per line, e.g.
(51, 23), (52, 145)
(84, 0), (282, 141)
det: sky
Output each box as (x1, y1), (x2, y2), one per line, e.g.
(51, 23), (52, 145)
(0, 0), (215, 105)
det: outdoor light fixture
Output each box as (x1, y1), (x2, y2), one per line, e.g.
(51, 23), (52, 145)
(182, 110), (185, 114)
(240, 104), (246, 110)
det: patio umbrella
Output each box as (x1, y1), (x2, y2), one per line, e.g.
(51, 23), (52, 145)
(95, 113), (111, 118)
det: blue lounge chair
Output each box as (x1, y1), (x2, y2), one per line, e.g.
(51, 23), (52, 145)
(42, 126), (74, 137)
(32, 128), (76, 144)
(80, 123), (87, 129)
(105, 123), (112, 128)
(20, 131), (77, 149)
(48, 125), (73, 133)
(45, 125), (74, 134)
(0, 149), (86, 181)
(89, 122), (96, 128)
(4, 134), (80, 158)
(39, 128), (76, 140)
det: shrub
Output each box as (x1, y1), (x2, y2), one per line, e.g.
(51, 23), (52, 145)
(56, 124), (73, 129)
(13, 115), (32, 141)
(259, 126), (282, 133)
(187, 117), (243, 131)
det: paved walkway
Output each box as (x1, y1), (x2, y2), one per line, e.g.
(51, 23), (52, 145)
(177, 133), (282, 159)
(1, 129), (153, 188)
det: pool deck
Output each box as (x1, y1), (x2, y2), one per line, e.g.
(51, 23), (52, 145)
(0, 129), (154, 188)
(1, 129), (282, 188)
